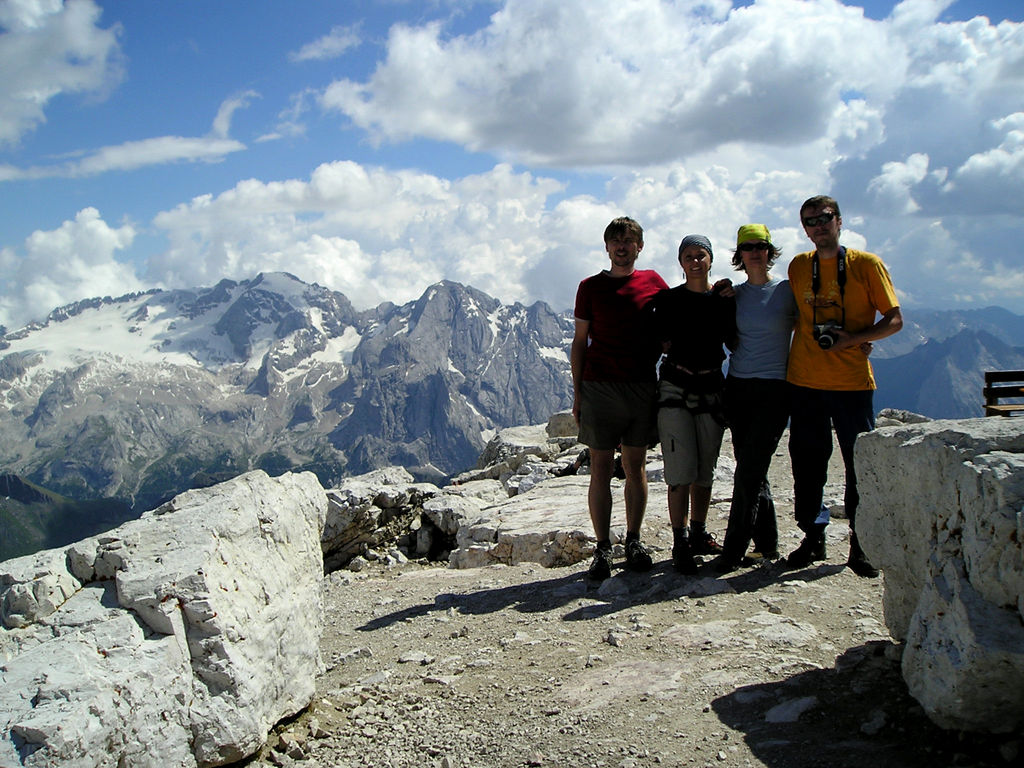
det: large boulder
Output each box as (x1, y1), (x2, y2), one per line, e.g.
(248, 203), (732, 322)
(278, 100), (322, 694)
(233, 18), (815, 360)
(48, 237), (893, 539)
(856, 418), (1024, 733)
(450, 476), (597, 568)
(0, 470), (327, 768)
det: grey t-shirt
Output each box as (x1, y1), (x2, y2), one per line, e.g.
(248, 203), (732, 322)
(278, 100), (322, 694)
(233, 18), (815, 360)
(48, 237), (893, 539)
(727, 277), (796, 380)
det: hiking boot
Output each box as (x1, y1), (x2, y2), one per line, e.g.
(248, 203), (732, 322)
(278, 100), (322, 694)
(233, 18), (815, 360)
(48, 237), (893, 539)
(745, 550), (781, 568)
(847, 535), (879, 578)
(751, 541), (780, 560)
(711, 555), (741, 574)
(588, 546), (613, 581)
(690, 531), (724, 556)
(672, 539), (698, 575)
(624, 538), (653, 572)
(784, 533), (827, 569)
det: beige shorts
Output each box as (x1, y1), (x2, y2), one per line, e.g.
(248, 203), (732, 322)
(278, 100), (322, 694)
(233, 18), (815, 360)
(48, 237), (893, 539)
(657, 380), (725, 487)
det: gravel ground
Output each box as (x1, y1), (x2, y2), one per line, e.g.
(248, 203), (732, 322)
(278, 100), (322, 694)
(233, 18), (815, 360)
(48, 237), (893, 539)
(246, 439), (1019, 768)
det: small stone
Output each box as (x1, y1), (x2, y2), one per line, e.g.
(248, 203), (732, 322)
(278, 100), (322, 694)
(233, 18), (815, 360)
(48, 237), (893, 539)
(399, 650), (435, 665)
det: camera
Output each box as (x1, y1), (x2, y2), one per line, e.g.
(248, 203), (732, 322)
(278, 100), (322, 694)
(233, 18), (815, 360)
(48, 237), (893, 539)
(813, 320), (843, 349)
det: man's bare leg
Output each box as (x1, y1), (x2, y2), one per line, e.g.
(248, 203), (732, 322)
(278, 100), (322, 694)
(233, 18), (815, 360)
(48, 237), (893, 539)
(619, 444), (648, 536)
(620, 444), (653, 571)
(587, 448), (615, 543)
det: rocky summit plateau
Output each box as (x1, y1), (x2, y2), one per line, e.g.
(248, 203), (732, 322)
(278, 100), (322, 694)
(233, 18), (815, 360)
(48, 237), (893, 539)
(2, 409), (1022, 768)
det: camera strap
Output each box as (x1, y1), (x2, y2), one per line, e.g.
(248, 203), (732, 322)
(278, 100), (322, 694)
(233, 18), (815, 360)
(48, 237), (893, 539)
(811, 248), (846, 328)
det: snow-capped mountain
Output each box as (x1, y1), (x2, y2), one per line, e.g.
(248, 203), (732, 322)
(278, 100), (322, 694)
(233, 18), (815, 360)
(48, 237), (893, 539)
(0, 273), (574, 511)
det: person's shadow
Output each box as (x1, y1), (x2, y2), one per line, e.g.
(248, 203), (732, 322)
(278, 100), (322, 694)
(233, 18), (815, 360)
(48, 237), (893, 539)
(356, 563), (686, 631)
(709, 641), (1005, 768)
(356, 554), (840, 631)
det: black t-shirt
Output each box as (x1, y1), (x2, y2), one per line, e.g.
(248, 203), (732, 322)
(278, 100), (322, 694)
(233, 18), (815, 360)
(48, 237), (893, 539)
(652, 286), (736, 372)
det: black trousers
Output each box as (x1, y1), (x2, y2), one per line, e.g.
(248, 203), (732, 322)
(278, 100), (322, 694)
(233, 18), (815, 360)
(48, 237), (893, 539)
(722, 377), (790, 560)
(787, 385), (874, 533)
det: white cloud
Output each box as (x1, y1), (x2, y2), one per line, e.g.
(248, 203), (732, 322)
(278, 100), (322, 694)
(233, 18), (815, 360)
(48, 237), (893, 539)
(138, 160), (851, 319)
(212, 90), (259, 139)
(319, 0), (899, 166)
(0, 207), (143, 330)
(867, 153), (930, 213)
(145, 162), (566, 311)
(0, 0), (122, 146)
(289, 24), (360, 62)
(943, 112), (1024, 206)
(257, 89), (316, 142)
(0, 95), (250, 179)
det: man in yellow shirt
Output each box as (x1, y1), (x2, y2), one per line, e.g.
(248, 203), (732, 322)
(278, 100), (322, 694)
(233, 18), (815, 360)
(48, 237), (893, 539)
(785, 195), (903, 577)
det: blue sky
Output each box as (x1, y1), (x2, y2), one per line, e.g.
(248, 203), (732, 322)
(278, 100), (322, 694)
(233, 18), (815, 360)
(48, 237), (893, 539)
(1, 0), (1023, 330)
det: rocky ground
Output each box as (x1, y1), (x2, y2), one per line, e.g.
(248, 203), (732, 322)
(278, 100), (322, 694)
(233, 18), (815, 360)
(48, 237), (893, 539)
(247, 438), (1019, 768)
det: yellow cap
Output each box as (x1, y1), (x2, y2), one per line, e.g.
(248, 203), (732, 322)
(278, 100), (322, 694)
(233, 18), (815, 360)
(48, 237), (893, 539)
(737, 223), (771, 246)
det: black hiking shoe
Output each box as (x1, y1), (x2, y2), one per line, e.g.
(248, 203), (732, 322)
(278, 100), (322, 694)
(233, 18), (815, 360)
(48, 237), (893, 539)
(784, 534), (827, 569)
(711, 555), (742, 574)
(624, 539), (653, 572)
(588, 546), (613, 581)
(672, 539), (698, 575)
(847, 534), (879, 578)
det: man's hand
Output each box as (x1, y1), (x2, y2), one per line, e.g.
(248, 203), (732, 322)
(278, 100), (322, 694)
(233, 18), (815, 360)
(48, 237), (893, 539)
(828, 328), (862, 352)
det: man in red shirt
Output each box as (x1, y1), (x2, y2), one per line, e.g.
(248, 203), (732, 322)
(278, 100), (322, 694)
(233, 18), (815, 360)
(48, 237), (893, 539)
(572, 217), (668, 580)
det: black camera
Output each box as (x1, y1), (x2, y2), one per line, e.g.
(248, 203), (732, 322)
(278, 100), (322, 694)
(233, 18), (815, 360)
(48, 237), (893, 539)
(813, 320), (843, 349)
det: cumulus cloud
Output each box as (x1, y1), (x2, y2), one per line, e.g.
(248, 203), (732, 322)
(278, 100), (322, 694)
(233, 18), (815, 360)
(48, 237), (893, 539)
(0, 207), (144, 329)
(943, 112), (1024, 208)
(139, 160), (835, 317)
(319, 0), (898, 166)
(145, 162), (567, 311)
(867, 153), (930, 213)
(0, 0), (123, 146)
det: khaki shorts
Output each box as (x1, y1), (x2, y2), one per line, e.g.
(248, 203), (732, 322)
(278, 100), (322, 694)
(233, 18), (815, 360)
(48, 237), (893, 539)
(578, 380), (658, 451)
(657, 380), (725, 487)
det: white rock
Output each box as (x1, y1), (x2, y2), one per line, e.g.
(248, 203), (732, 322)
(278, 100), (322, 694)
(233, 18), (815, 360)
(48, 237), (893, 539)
(546, 411), (577, 438)
(449, 477), (595, 568)
(856, 418), (1024, 733)
(0, 470), (327, 768)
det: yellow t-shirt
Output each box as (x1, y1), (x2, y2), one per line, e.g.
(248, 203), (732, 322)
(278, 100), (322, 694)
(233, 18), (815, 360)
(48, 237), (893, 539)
(787, 247), (899, 391)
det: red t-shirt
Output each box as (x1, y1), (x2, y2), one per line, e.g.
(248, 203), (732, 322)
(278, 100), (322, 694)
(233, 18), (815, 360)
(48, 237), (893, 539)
(574, 269), (668, 382)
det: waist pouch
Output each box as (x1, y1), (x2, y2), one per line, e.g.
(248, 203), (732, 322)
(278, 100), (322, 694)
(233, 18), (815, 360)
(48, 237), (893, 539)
(659, 366), (726, 425)
(660, 365), (724, 394)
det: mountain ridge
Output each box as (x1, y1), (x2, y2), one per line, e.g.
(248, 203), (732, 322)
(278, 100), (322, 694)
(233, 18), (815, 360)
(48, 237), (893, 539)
(0, 273), (574, 514)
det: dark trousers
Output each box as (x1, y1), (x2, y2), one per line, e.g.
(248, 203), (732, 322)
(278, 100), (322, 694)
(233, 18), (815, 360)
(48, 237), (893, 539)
(722, 377), (790, 560)
(787, 385), (874, 533)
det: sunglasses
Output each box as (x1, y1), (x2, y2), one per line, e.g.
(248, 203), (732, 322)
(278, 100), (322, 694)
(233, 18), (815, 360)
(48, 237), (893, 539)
(737, 242), (771, 252)
(802, 211), (836, 227)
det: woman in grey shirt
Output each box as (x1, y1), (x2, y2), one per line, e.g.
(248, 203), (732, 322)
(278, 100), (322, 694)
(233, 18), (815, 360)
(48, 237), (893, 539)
(714, 224), (796, 573)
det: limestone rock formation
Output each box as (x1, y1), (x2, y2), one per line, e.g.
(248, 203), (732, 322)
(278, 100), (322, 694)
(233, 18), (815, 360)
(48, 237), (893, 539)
(0, 470), (327, 768)
(856, 417), (1024, 733)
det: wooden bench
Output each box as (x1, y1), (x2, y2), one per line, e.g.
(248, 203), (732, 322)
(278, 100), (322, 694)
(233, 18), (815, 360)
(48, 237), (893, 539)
(984, 370), (1024, 416)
